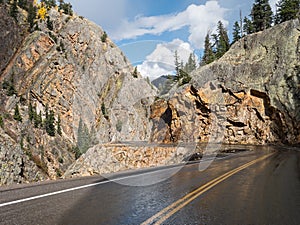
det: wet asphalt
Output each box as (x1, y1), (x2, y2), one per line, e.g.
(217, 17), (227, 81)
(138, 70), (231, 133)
(0, 146), (299, 225)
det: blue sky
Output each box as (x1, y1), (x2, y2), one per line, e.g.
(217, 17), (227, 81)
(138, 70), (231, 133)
(68, 0), (279, 80)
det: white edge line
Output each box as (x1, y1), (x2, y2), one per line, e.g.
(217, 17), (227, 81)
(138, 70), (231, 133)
(0, 166), (181, 208)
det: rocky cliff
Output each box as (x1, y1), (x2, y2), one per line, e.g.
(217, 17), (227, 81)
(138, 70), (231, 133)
(0, 4), (155, 185)
(151, 19), (300, 145)
(65, 19), (300, 179)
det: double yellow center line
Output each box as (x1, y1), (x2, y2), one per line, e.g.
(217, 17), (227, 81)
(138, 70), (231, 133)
(141, 153), (274, 225)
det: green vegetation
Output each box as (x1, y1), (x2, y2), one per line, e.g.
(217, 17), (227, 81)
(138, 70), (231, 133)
(41, 0), (57, 9)
(14, 104), (22, 122)
(132, 67), (138, 78)
(59, 0), (73, 16)
(46, 16), (54, 30)
(57, 115), (62, 135)
(44, 106), (56, 136)
(10, 0), (18, 21)
(232, 21), (241, 44)
(101, 31), (108, 43)
(275, 0), (300, 24)
(251, 0), (273, 32)
(27, 3), (37, 32)
(0, 115), (4, 129)
(201, 21), (229, 65)
(72, 146), (82, 159)
(18, 0), (28, 10)
(2, 79), (17, 96)
(101, 103), (109, 119)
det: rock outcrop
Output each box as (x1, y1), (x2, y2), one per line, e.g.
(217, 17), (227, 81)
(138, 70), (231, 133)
(151, 19), (300, 145)
(0, 5), (155, 185)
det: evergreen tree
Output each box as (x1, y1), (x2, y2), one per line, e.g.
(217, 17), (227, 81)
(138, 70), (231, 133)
(29, 102), (34, 121)
(59, 1), (73, 15)
(57, 115), (62, 135)
(184, 53), (197, 73)
(41, 0), (56, 9)
(44, 105), (55, 136)
(14, 104), (22, 122)
(101, 31), (107, 42)
(0, 0), (3, 5)
(27, 3), (37, 32)
(251, 0), (273, 32)
(216, 21), (230, 59)
(243, 17), (255, 35)
(275, 0), (300, 24)
(201, 32), (215, 65)
(132, 66), (138, 78)
(18, 0), (28, 10)
(0, 115), (3, 128)
(10, 0), (18, 21)
(232, 21), (241, 44)
(47, 110), (56, 136)
(174, 50), (180, 75)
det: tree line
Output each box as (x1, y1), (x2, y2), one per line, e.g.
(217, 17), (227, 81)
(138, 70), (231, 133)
(202, 0), (300, 66)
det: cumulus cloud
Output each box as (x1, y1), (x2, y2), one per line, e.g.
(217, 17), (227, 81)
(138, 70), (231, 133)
(111, 0), (228, 49)
(137, 39), (197, 80)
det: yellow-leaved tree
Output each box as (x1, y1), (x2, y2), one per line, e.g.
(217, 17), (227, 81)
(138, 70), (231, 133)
(37, 6), (47, 20)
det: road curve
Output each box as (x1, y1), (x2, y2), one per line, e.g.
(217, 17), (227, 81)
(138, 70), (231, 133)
(0, 146), (299, 225)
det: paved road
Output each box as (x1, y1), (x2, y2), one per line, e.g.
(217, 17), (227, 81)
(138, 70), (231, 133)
(0, 146), (299, 225)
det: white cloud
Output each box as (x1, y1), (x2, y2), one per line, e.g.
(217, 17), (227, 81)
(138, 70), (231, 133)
(112, 0), (228, 49)
(137, 39), (197, 80)
(269, 0), (280, 12)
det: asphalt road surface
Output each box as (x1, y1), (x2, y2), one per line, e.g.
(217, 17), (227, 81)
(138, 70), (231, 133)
(0, 146), (299, 225)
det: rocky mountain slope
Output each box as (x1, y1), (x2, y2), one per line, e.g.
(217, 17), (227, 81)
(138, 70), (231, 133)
(0, 4), (155, 185)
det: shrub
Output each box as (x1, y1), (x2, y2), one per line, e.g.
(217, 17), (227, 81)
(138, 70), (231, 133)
(101, 31), (107, 43)
(14, 104), (22, 122)
(0, 115), (4, 128)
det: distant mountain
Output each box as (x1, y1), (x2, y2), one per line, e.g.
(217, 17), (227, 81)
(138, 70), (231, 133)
(151, 75), (176, 96)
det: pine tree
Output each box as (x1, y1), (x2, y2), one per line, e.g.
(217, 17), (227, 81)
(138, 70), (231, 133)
(10, 0), (18, 21)
(47, 110), (56, 136)
(184, 53), (197, 73)
(216, 21), (230, 59)
(14, 104), (22, 122)
(18, 0), (28, 10)
(0, 0), (4, 5)
(44, 105), (55, 136)
(201, 32), (215, 65)
(251, 0), (273, 32)
(232, 21), (241, 44)
(27, 3), (37, 31)
(132, 66), (138, 78)
(29, 102), (34, 121)
(243, 17), (255, 35)
(275, 0), (300, 24)
(59, 1), (73, 15)
(57, 115), (62, 135)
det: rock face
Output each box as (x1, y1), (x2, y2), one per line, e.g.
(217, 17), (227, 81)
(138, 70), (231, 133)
(0, 6), (155, 185)
(151, 19), (300, 145)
